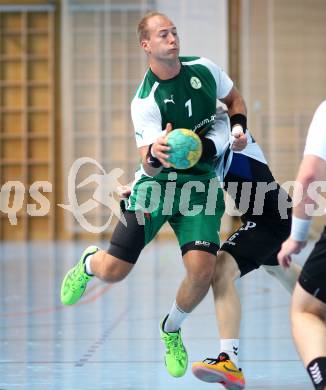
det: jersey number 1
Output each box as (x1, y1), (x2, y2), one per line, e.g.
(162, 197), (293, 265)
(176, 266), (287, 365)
(185, 99), (192, 117)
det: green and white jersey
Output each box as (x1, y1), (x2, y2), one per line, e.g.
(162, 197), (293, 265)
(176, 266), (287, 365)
(131, 56), (233, 181)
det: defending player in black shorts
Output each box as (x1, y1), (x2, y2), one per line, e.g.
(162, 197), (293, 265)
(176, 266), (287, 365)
(192, 113), (302, 388)
(297, 228), (326, 303)
(222, 152), (292, 276)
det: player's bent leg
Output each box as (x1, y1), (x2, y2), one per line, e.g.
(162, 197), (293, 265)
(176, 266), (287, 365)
(60, 248), (134, 306)
(90, 250), (134, 282)
(291, 283), (326, 367)
(262, 262), (301, 293)
(61, 211), (144, 306)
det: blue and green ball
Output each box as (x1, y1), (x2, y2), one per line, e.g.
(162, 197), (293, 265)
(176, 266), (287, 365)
(166, 128), (202, 169)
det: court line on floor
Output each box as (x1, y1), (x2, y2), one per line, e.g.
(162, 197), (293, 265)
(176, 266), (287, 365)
(0, 282), (112, 318)
(73, 249), (169, 368)
(74, 308), (129, 367)
(0, 358), (303, 364)
(0, 335), (295, 342)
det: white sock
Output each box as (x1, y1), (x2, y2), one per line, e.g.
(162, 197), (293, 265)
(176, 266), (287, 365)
(164, 301), (189, 332)
(84, 254), (94, 276)
(220, 339), (239, 366)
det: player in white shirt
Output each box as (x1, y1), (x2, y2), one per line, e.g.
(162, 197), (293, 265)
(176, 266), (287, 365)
(278, 101), (326, 390)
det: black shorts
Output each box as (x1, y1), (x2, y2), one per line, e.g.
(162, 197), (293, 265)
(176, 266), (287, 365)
(220, 217), (291, 277)
(108, 211), (220, 265)
(221, 154), (292, 277)
(298, 227), (326, 304)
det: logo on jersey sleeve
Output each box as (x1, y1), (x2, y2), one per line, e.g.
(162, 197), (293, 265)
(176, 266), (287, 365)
(135, 129), (144, 139)
(190, 76), (202, 89)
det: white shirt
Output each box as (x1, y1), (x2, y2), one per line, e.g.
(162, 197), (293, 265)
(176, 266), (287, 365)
(304, 100), (326, 161)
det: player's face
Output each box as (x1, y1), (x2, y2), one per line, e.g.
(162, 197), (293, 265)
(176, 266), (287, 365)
(142, 16), (180, 61)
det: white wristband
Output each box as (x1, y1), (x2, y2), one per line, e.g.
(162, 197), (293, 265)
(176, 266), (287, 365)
(290, 216), (312, 241)
(230, 125), (244, 145)
(231, 124), (243, 137)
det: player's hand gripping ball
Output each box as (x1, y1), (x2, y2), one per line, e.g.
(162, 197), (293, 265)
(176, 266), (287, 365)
(166, 128), (202, 169)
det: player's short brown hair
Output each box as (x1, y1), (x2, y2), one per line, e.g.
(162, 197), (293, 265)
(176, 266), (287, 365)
(137, 12), (170, 42)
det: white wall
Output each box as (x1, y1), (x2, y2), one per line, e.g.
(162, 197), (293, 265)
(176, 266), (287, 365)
(157, 0), (229, 71)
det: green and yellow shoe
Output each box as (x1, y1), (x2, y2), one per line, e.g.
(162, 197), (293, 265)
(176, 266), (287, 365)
(60, 245), (98, 306)
(160, 315), (188, 377)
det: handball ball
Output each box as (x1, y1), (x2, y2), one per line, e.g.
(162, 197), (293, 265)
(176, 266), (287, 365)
(167, 128), (202, 169)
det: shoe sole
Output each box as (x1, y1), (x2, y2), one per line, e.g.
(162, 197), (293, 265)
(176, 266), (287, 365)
(192, 364), (245, 390)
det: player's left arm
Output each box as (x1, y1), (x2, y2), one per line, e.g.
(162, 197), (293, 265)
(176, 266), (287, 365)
(221, 86), (248, 151)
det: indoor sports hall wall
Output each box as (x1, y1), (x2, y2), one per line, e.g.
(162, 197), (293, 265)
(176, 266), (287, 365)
(0, 0), (326, 241)
(239, 0), (326, 236)
(0, 0), (56, 240)
(241, 0), (326, 184)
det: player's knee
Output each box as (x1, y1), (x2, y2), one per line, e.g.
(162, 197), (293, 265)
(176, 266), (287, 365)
(291, 284), (326, 321)
(198, 267), (215, 286)
(291, 300), (326, 323)
(183, 250), (216, 286)
(290, 308), (301, 335)
(193, 267), (214, 287)
(187, 261), (215, 287)
(100, 254), (133, 282)
(101, 264), (130, 283)
(213, 251), (240, 287)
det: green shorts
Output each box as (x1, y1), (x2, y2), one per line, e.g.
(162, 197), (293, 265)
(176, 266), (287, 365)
(127, 174), (225, 250)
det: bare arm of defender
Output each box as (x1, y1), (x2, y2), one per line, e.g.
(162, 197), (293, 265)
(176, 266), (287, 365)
(278, 155), (326, 267)
(221, 86), (248, 151)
